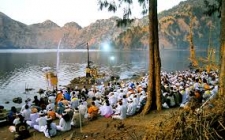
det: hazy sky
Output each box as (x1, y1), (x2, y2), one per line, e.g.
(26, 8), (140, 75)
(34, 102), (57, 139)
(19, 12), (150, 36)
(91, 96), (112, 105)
(0, 0), (186, 27)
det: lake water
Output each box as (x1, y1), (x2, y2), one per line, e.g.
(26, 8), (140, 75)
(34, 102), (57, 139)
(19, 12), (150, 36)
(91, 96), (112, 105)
(0, 49), (213, 109)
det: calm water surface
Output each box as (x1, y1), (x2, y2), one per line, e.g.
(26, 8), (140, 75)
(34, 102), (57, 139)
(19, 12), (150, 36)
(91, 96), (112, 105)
(0, 49), (212, 109)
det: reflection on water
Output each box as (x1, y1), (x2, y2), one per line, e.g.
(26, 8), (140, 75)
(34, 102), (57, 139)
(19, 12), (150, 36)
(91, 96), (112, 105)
(0, 49), (215, 109)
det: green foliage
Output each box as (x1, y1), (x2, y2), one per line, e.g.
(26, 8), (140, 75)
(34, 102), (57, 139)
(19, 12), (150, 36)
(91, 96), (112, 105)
(204, 0), (221, 18)
(98, 0), (148, 27)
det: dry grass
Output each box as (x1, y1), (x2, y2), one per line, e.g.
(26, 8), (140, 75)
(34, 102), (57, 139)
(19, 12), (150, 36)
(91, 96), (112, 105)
(144, 96), (225, 140)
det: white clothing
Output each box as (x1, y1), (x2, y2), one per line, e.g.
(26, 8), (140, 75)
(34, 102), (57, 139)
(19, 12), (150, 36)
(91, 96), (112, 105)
(26, 113), (39, 127)
(48, 96), (56, 104)
(99, 105), (114, 117)
(34, 116), (47, 132)
(88, 91), (95, 98)
(22, 109), (31, 121)
(95, 92), (102, 99)
(127, 102), (137, 116)
(112, 105), (127, 120)
(46, 103), (55, 111)
(78, 104), (88, 118)
(56, 117), (71, 131)
(108, 95), (117, 107)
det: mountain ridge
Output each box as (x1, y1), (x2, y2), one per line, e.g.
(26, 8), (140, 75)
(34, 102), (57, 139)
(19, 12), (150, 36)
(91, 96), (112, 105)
(0, 0), (220, 50)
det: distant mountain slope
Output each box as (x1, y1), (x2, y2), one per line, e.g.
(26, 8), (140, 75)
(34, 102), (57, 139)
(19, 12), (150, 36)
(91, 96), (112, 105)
(0, 12), (30, 48)
(114, 0), (220, 50)
(0, 0), (220, 49)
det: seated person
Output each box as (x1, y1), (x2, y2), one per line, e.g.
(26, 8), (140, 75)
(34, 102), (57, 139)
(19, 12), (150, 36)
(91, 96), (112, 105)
(26, 107), (39, 128)
(33, 111), (47, 132)
(47, 107), (56, 120)
(43, 117), (57, 138)
(56, 111), (71, 131)
(71, 108), (83, 127)
(9, 113), (24, 133)
(99, 100), (113, 118)
(87, 102), (99, 120)
(7, 106), (17, 124)
(112, 101), (127, 120)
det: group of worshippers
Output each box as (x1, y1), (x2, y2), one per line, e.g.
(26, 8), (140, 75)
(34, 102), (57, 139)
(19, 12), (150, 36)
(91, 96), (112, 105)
(160, 69), (219, 109)
(7, 69), (219, 139)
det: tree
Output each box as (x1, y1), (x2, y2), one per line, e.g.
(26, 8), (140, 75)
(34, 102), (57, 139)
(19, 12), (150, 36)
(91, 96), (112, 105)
(204, 0), (225, 96)
(98, 0), (161, 114)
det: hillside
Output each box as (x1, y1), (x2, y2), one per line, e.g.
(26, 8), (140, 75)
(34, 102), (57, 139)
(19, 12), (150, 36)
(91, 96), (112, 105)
(0, 0), (221, 49)
(114, 0), (220, 50)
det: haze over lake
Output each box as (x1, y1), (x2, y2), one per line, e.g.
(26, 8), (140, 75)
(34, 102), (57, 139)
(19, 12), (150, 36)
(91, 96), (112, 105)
(0, 49), (211, 109)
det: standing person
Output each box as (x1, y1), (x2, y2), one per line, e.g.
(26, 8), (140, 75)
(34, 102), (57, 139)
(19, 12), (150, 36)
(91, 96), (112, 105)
(86, 66), (91, 78)
(43, 117), (57, 138)
(56, 111), (71, 132)
(7, 106), (17, 124)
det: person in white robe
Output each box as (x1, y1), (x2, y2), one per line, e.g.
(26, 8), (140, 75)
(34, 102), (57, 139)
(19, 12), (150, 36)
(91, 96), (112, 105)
(126, 99), (137, 116)
(99, 100), (114, 118)
(26, 107), (39, 128)
(33, 111), (47, 132)
(21, 105), (31, 121)
(112, 101), (127, 120)
(56, 111), (71, 131)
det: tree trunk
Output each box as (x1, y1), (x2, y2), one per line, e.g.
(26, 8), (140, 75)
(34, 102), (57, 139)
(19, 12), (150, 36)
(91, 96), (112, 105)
(141, 0), (161, 115)
(153, 1), (162, 111)
(219, 0), (225, 96)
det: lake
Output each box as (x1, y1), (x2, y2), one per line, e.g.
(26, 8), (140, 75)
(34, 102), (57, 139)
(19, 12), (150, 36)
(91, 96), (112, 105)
(0, 49), (212, 109)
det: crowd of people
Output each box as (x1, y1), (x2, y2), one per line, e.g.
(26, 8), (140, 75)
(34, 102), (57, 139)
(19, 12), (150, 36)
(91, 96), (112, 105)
(6, 69), (219, 139)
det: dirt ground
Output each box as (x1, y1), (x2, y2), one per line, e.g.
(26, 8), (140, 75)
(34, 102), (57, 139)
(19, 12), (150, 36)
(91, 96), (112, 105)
(0, 108), (178, 140)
